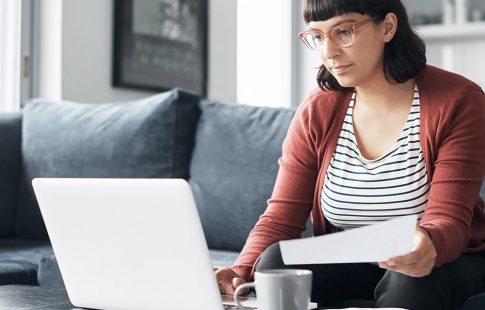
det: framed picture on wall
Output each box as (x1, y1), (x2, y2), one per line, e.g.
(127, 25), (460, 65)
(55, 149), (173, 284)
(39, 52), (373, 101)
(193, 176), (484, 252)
(112, 0), (208, 96)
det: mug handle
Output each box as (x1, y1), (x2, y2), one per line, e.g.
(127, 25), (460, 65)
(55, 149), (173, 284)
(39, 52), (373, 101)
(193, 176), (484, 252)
(233, 282), (255, 308)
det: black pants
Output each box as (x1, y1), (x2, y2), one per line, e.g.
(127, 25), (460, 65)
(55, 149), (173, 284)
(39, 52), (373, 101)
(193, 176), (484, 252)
(256, 243), (485, 310)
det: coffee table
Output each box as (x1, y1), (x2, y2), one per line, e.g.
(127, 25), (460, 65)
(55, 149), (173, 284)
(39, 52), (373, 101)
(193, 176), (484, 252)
(0, 285), (82, 310)
(0, 284), (331, 309)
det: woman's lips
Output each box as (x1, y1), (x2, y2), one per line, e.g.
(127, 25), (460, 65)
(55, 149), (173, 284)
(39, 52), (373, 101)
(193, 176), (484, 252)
(332, 64), (352, 74)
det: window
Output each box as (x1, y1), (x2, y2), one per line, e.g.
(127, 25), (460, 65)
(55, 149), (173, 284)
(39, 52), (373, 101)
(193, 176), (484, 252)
(236, 0), (296, 108)
(0, 0), (22, 112)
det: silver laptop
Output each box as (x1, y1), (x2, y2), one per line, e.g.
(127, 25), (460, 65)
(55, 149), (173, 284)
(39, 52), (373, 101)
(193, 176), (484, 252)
(33, 178), (247, 310)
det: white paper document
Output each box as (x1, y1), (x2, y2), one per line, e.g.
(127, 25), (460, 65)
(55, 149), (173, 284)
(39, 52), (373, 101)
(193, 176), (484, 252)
(280, 215), (418, 265)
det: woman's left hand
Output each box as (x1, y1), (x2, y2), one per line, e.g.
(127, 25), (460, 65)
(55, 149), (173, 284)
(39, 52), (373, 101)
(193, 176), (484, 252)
(378, 227), (437, 277)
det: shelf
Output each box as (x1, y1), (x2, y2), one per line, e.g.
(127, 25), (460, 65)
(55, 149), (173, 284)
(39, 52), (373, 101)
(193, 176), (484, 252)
(415, 21), (485, 42)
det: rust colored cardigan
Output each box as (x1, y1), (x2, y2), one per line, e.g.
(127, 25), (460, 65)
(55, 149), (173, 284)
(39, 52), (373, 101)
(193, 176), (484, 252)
(232, 65), (485, 282)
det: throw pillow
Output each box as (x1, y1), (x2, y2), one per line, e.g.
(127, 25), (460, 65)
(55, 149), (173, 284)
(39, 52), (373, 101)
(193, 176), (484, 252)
(16, 88), (200, 239)
(189, 100), (295, 252)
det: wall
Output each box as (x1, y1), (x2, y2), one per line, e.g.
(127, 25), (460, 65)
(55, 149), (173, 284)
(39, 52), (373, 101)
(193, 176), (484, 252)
(47, 1), (485, 106)
(419, 24), (485, 89)
(208, 0), (237, 103)
(61, 0), (237, 103)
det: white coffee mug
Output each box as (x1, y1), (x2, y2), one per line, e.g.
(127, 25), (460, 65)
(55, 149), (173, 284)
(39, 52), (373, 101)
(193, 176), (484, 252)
(233, 269), (312, 310)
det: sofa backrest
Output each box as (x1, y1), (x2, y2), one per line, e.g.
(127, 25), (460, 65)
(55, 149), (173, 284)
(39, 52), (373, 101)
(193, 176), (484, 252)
(0, 114), (22, 237)
(15, 89), (201, 240)
(4, 89), (485, 246)
(189, 99), (299, 252)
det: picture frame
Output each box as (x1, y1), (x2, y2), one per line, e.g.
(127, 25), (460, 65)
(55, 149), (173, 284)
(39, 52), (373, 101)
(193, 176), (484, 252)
(112, 0), (208, 96)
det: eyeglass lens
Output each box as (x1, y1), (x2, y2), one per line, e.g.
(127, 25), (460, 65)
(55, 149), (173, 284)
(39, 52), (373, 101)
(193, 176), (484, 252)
(303, 26), (354, 50)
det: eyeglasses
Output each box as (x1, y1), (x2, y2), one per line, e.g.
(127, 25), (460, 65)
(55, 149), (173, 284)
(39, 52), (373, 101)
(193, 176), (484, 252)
(298, 17), (379, 51)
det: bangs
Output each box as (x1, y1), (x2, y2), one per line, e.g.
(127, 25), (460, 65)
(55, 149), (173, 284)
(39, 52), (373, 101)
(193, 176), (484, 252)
(303, 0), (367, 23)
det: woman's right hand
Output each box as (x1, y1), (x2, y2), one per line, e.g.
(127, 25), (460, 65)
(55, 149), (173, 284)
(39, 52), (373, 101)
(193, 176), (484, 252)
(214, 267), (248, 296)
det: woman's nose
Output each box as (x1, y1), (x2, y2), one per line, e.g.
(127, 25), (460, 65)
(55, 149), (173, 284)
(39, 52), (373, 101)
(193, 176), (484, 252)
(320, 38), (340, 60)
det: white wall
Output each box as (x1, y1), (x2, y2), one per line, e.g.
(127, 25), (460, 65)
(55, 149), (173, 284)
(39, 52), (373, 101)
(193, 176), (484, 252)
(208, 0), (237, 102)
(417, 23), (485, 89)
(46, 1), (485, 107)
(60, 0), (236, 103)
(236, 0), (293, 108)
(61, 0), (151, 102)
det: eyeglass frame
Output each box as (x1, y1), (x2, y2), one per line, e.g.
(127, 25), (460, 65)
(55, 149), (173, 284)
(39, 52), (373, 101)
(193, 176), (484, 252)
(298, 16), (382, 50)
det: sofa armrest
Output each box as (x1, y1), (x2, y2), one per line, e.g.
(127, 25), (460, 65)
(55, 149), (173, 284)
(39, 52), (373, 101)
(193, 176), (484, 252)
(0, 113), (22, 237)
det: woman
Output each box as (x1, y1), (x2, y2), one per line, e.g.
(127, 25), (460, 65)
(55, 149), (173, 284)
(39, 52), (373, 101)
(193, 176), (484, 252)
(215, 0), (485, 308)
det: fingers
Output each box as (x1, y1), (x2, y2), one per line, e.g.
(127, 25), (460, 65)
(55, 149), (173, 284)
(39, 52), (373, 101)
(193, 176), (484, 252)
(378, 227), (436, 276)
(386, 251), (421, 267)
(217, 277), (246, 296)
(378, 246), (435, 277)
(214, 267), (247, 296)
(388, 233), (432, 266)
(222, 279), (236, 295)
(233, 277), (248, 296)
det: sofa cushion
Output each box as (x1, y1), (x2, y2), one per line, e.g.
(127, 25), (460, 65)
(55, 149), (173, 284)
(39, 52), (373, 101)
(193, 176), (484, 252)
(16, 89), (201, 239)
(0, 114), (22, 237)
(189, 100), (295, 252)
(38, 254), (64, 289)
(0, 260), (37, 285)
(0, 239), (53, 285)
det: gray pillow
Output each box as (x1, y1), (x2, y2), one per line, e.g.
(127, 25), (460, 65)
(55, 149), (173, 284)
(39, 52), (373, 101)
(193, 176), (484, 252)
(0, 114), (22, 237)
(16, 89), (200, 239)
(189, 100), (295, 252)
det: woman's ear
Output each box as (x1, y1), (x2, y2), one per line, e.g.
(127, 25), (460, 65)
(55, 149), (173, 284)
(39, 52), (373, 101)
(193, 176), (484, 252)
(383, 12), (398, 42)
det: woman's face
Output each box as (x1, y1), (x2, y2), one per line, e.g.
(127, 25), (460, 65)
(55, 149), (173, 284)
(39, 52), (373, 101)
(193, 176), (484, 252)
(309, 12), (392, 88)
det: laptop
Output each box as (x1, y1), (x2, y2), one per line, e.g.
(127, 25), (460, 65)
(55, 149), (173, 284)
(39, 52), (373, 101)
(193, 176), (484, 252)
(32, 178), (317, 310)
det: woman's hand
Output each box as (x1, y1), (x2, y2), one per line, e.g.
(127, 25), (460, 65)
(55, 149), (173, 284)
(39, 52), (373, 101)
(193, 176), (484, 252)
(378, 227), (437, 277)
(214, 267), (248, 296)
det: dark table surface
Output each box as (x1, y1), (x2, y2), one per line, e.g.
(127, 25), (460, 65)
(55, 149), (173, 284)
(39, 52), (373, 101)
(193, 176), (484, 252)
(0, 285), (85, 310)
(0, 285), (328, 310)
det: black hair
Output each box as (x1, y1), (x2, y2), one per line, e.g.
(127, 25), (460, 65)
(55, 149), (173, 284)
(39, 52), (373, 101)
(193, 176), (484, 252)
(303, 0), (426, 91)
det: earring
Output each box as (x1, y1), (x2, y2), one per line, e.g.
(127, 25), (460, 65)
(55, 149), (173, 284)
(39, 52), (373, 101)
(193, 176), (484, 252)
(387, 36), (391, 41)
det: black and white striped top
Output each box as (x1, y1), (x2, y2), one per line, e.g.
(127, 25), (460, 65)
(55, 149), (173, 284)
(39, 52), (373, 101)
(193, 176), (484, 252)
(320, 86), (429, 229)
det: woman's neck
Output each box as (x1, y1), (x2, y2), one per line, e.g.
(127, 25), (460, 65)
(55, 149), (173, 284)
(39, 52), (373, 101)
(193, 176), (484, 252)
(355, 78), (416, 113)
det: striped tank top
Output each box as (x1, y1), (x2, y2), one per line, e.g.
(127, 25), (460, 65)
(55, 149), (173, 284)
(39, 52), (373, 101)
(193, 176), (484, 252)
(320, 86), (429, 229)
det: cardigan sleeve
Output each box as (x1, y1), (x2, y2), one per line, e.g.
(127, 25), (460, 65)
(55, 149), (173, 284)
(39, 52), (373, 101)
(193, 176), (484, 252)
(419, 88), (485, 266)
(230, 97), (320, 282)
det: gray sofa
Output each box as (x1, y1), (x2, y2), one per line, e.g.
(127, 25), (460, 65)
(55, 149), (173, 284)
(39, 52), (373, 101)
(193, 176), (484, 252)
(0, 88), (296, 286)
(0, 88), (484, 309)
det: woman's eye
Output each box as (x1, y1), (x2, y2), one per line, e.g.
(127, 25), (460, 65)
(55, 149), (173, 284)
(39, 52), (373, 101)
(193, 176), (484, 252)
(312, 33), (323, 41)
(335, 28), (352, 36)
